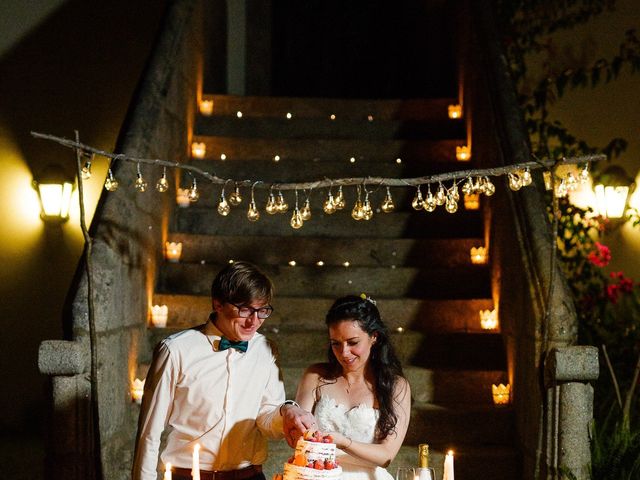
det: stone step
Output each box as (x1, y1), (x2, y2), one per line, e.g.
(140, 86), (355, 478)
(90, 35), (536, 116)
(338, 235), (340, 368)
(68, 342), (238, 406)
(182, 158), (470, 187)
(146, 329), (506, 371)
(157, 264), (491, 299)
(279, 366), (507, 405)
(165, 234), (485, 268)
(195, 115), (465, 140)
(264, 428), (518, 480)
(202, 94), (460, 122)
(173, 208), (483, 239)
(152, 295), (495, 333)
(190, 136), (464, 163)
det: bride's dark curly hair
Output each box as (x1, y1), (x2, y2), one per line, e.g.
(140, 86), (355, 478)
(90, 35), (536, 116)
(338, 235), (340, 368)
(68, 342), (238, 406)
(324, 295), (405, 440)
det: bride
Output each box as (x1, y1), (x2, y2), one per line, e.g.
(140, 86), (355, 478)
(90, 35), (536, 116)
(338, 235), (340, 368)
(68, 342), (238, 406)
(294, 295), (411, 480)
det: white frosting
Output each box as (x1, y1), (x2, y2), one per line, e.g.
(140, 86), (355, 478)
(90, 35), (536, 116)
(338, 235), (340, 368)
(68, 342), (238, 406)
(282, 439), (342, 480)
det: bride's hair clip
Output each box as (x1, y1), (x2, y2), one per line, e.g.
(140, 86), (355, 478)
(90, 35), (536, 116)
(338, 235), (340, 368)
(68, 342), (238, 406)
(359, 293), (377, 306)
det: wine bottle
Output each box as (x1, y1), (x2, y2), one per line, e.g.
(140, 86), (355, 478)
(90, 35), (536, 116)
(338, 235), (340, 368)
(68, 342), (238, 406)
(416, 444), (434, 480)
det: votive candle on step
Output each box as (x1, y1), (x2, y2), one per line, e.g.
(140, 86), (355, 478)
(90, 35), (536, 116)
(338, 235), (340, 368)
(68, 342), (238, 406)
(443, 450), (454, 480)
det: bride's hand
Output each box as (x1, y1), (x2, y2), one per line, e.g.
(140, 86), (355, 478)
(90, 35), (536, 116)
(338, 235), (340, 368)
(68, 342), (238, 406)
(327, 431), (351, 450)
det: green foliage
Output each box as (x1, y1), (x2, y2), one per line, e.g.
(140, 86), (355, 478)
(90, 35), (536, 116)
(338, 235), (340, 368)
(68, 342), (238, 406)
(590, 414), (640, 480)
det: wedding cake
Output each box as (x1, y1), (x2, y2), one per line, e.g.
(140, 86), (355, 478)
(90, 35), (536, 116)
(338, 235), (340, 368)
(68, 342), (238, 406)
(274, 431), (342, 480)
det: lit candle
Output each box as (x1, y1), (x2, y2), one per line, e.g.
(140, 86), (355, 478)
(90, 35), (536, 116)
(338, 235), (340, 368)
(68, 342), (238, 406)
(470, 246), (487, 265)
(463, 193), (480, 210)
(199, 99), (214, 116)
(448, 104), (462, 119)
(492, 383), (511, 405)
(456, 146), (471, 161)
(479, 309), (498, 330)
(164, 462), (172, 480)
(191, 142), (206, 159)
(192, 444), (201, 480)
(151, 305), (169, 328)
(165, 242), (182, 263)
(131, 378), (145, 404)
(176, 188), (191, 207)
(443, 450), (454, 480)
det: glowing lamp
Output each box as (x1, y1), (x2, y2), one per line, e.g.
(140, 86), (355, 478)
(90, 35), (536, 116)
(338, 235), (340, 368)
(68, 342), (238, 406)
(448, 104), (462, 119)
(132, 378), (145, 404)
(191, 142), (206, 159)
(165, 242), (182, 262)
(33, 165), (74, 223)
(456, 146), (471, 161)
(151, 305), (168, 328)
(492, 383), (511, 405)
(479, 309), (498, 330)
(164, 463), (172, 480)
(176, 188), (190, 207)
(464, 193), (480, 210)
(592, 165), (635, 219)
(470, 246), (488, 264)
(199, 99), (214, 116)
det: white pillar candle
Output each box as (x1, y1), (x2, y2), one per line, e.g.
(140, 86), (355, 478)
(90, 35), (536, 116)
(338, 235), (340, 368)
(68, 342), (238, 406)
(164, 462), (172, 480)
(192, 444), (200, 480)
(443, 451), (454, 480)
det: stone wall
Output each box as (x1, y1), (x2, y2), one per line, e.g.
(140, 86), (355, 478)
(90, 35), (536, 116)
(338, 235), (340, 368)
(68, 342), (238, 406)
(38, 1), (204, 478)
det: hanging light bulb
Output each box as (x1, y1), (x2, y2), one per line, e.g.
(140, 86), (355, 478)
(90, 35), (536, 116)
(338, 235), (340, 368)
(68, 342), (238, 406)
(424, 185), (437, 212)
(451, 181), (460, 201)
(276, 190), (289, 213)
(508, 172), (523, 191)
(301, 198), (312, 221)
(483, 177), (496, 196)
(565, 172), (578, 192)
(290, 208), (304, 229)
(188, 177), (200, 201)
(521, 167), (533, 186)
(351, 186), (364, 221)
(156, 167), (169, 192)
(135, 172), (147, 192)
(323, 190), (336, 214)
(104, 169), (119, 191)
(265, 188), (278, 214)
(81, 154), (93, 180)
(578, 164), (590, 184)
(445, 193), (459, 213)
(247, 182), (260, 222)
(556, 178), (568, 198)
(362, 192), (373, 220)
(217, 186), (231, 216)
(381, 187), (395, 213)
(412, 186), (424, 210)
(435, 183), (446, 205)
(335, 186), (346, 210)
(462, 177), (474, 195)
(229, 184), (243, 206)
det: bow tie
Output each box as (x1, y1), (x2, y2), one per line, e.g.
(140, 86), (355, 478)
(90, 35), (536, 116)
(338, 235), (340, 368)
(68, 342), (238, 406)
(218, 337), (248, 352)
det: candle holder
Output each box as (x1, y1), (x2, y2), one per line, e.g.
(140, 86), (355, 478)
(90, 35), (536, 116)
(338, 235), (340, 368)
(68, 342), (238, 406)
(448, 104), (462, 119)
(492, 383), (511, 405)
(131, 378), (145, 404)
(151, 304), (169, 328)
(470, 246), (488, 264)
(191, 142), (206, 159)
(479, 308), (498, 330)
(199, 99), (214, 116)
(456, 145), (471, 161)
(165, 242), (182, 263)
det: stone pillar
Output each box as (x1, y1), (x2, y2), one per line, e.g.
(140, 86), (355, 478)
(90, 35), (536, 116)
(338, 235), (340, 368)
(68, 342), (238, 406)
(546, 346), (599, 480)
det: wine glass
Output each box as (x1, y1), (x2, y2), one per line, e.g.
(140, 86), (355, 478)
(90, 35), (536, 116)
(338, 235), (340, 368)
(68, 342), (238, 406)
(416, 466), (437, 480)
(396, 467), (416, 480)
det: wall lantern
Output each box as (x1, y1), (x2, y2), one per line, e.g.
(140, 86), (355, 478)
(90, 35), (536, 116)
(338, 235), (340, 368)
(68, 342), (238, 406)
(492, 383), (511, 405)
(593, 165), (635, 219)
(33, 165), (74, 223)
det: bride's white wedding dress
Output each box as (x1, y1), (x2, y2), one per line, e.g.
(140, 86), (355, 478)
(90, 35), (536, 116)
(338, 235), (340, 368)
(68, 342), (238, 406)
(314, 395), (395, 480)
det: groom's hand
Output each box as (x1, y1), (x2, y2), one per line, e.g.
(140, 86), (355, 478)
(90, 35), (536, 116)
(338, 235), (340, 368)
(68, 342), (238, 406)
(282, 405), (316, 447)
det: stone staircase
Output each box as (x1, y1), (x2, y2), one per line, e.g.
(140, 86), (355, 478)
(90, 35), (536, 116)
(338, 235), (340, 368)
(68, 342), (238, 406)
(150, 94), (518, 479)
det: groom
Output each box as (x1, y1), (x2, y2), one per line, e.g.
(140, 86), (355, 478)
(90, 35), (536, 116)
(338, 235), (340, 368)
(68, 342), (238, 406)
(132, 261), (314, 480)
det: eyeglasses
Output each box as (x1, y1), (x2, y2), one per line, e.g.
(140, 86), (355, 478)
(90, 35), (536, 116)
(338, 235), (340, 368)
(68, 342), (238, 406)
(228, 302), (274, 319)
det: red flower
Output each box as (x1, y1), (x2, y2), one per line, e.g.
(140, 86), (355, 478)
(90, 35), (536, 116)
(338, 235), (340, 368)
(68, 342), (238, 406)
(606, 284), (620, 304)
(609, 271), (634, 293)
(587, 242), (612, 267)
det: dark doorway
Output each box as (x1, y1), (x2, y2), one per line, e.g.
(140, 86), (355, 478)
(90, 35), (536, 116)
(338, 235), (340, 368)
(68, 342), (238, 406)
(272, 0), (457, 99)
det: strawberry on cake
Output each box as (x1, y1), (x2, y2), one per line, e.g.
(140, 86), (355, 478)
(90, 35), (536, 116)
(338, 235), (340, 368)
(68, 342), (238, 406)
(274, 430), (342, 480)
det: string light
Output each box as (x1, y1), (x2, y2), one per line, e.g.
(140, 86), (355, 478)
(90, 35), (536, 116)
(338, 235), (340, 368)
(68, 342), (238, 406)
(247, 182), (260, 222)
(334, 186), (346, 210)
(236, 111), (243, 118)
(273, 155), (280, 162)
(508, 172), (523, 191)
(579, 164), (590, 184)
(229, 183), (242, 206)
(134, 164), (147, 192)
(300, 194), (312, 221)
(329, 114), (336, 121)
(367, 115), (374, 122)
(436, 183), (446, 205)
(349, 157), (356, 164)
(381, 187), (395, 213)
(286, 112), (293, 119)
(188, 177), (200, 202)
(351, 185), (365, 221)
(521, 167), (533, 186)
(220, 153), (227, 161)
(276, 190), (289, 213)
(316, 260), (325, 266)
(265, 188), (278, 214)
(362, 190), (373, 220)
(217, 183), (230, 216)
(396, 158), (402, 164)
(411, 186), (424, 210)
(81, 154), (93, 179)
(323, 188), (336, 214)
(290, 190), (304, 229)
(288, 260), (296, 266)
(104, 169), (119, 192)
(156, 167), (169, 193)
(424, 185), (437, 212)
(565, 172), (578, 192)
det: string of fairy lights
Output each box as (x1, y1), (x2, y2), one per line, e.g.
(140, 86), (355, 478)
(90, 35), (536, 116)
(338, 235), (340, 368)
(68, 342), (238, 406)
(32, 131), (604, 230)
